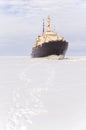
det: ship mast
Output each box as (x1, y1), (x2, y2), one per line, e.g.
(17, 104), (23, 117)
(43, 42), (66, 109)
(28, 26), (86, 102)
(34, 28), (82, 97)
(43, 19), (44, 33)
(47, 16), (51, 32)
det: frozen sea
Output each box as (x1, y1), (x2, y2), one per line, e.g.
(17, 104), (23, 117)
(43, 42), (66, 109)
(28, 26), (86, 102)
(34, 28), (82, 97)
(0, 56), (86, 130)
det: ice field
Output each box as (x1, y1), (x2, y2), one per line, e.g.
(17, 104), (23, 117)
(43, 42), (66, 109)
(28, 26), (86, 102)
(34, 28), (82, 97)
(0, 56), (86, 130)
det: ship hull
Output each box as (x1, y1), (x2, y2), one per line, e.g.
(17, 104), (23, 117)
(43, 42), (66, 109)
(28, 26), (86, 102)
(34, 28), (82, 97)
(31, 41), (68, 58)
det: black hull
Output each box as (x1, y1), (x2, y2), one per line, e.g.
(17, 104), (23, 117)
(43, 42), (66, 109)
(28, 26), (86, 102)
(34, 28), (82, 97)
(31, 41), (68, 58)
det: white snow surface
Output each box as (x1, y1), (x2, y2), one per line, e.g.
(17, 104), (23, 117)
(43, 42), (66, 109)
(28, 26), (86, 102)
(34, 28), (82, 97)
(0, 56), (86, 130)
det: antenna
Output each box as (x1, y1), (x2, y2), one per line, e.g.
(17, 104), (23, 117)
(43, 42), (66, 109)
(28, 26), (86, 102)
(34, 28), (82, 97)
(43, 19), (44, 33)
(54, 25), (55, 32)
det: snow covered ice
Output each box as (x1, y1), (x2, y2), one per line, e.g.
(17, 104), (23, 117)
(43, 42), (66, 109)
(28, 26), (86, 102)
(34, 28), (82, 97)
(0, 56), (86, 130)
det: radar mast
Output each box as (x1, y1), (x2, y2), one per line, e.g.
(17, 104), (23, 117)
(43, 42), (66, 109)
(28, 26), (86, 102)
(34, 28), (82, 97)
(47, 16), (51, 32)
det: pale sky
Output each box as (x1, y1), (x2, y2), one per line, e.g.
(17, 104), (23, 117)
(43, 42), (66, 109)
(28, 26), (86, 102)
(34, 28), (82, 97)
(0, 0), (86, 56)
